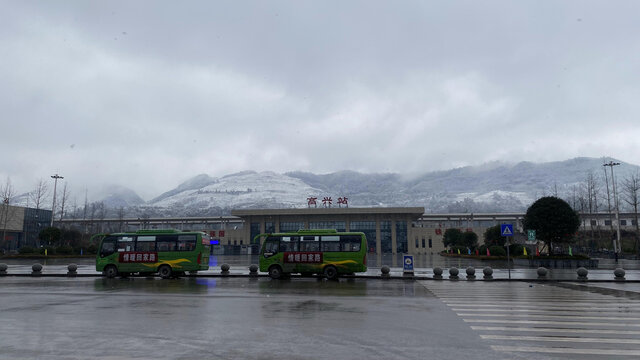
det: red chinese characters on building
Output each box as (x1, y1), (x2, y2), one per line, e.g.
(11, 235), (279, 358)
(283, 252), (323, 263)
(322, 197), (332, 207)
(119, 252), (158, 263)
(337, 197), (348, 207)
(435, 229), (442, 235)
(219, 230), (225, 237)
(307, 197), (318, 208)
(209, 231), (216, 237)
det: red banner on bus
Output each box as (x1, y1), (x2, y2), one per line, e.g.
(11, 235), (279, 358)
(119, 252), (158, 263)
(283, 252), (323, 263)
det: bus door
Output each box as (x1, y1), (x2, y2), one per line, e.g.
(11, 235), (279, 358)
(115, 235), (136, 272)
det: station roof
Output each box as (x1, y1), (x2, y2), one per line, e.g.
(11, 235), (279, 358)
(231, 207), (425, 217)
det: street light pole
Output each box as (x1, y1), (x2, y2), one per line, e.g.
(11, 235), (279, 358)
(50, 174), (64, 227)
(603, 161), (621, 256)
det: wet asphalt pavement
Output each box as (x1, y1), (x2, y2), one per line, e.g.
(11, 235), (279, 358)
(0, 276), (514, 360)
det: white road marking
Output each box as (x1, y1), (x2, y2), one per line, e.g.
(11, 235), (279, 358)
(491, 345), (640, 356)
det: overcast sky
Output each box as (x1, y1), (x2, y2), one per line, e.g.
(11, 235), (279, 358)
(2, 1), (639, 200)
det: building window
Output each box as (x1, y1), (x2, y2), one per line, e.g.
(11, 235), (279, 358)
(380, 221), (392, 253)
(621, 220), (627, 226)
(309, 221), (346, 232)
(396, 221), (408, 253)
(265, 222), (275, 233)
(250, 222), (261, 244)
(415, 237), (419, 248)
(605, 220), (612, 226)
(429, 238), (432, 248)
(422, 238), (426, 248)
(280, 222), (305, 232)
(350, 221), (377, 253)
(590, 220), (597, 226)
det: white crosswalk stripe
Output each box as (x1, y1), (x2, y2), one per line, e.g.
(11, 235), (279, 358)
(420, 281), (640, 358)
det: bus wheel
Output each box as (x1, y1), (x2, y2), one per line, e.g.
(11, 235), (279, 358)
(323, 266), (338, 280)
(158, 265), (172, 279)
(103, 265), (118, 278)
(268, 265), (282, 279)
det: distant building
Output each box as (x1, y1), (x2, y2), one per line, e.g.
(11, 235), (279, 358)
(0, 204), (52, 251)
(57, 207), (640, 255)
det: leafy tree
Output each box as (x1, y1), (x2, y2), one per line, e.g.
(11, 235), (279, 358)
(523, 196), (580, 253)
(461, 231), (478, 249)
(484, 225), (506, 246)
(442, 228), (463, 248)
(39, 227), (62, 246)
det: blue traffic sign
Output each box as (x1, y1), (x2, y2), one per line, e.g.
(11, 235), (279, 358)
(501, 224), (514, 237)
(403, 255), (414, 272)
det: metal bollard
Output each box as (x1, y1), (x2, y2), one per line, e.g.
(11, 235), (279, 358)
(483, 267), (493, 280)
(614, 268), (626, 281)
(449, 267), (459, 280)
(466, 267), (476, 280)
(576, 267), (588, 281)
(67, 263), (78, 277)
(32, 263), (43, 276)
(380, 265), (391, 278)
(432, 267), (443, 280)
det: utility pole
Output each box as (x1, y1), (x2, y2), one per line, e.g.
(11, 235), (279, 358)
(603, 161), (621, 257)
(50, 174), (64, 227)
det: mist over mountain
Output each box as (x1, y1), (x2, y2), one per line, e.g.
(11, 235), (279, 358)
(24, 157), (639, 218)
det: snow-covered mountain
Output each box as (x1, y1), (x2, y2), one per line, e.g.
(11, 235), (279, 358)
(39, 157), (640, 217)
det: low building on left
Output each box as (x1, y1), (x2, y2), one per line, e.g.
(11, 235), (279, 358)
(0, 205), (52, 252)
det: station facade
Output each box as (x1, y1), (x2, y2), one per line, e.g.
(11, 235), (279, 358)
(231, 207), (434, 254)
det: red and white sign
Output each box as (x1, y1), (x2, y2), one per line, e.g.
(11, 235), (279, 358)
(283, 252), (323, 263)
(119, 252), (158, 263)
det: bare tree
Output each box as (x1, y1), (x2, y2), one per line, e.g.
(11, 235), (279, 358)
(58, 182), (70, 221)
(622, 172), (640, 255)
(30, 178), (49, 210)
(1, 177), (16, 251)
(602, 159), (614, 233)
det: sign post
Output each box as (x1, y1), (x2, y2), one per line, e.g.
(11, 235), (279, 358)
(403, 254), (414, 277)
(501, 224), (514, 280)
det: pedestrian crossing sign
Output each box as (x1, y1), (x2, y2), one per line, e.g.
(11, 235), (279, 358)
(501, 224), (513, 237)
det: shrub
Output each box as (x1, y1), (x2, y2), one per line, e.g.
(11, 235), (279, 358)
(56, 245), (73, 255)
(489, 245), (506, 256)
(18, 246), (36, 254)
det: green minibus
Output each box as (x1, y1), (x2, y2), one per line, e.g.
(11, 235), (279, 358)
(94, 229), (210, 278)
(258, 229), (367, 280)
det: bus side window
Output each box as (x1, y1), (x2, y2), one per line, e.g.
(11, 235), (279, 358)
(136, 236), (156, 252)
(280, 236), (299, 252)
(178, 235), (197, 251)
(321, 236), (340, 252)
(341, 236), (361, 252)
(156, 235), (177, 252)
(301, 236), (319, 251)
(100, 236), (117, 257)
(117, 236), (134, 252)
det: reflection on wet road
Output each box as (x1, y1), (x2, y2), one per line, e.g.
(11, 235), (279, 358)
(0, 276), (507, 360)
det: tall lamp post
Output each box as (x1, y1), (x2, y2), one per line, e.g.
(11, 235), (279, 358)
(603, 161), (621, 256)
(50, 174), (64, 227)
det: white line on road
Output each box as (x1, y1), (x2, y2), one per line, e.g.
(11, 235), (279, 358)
(456, 313), (640, 321)
(481, 334), (640, 344)
(471, 326), (640, 335)
(463, 319), (640, 327)
(491, 345), (640, 356)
